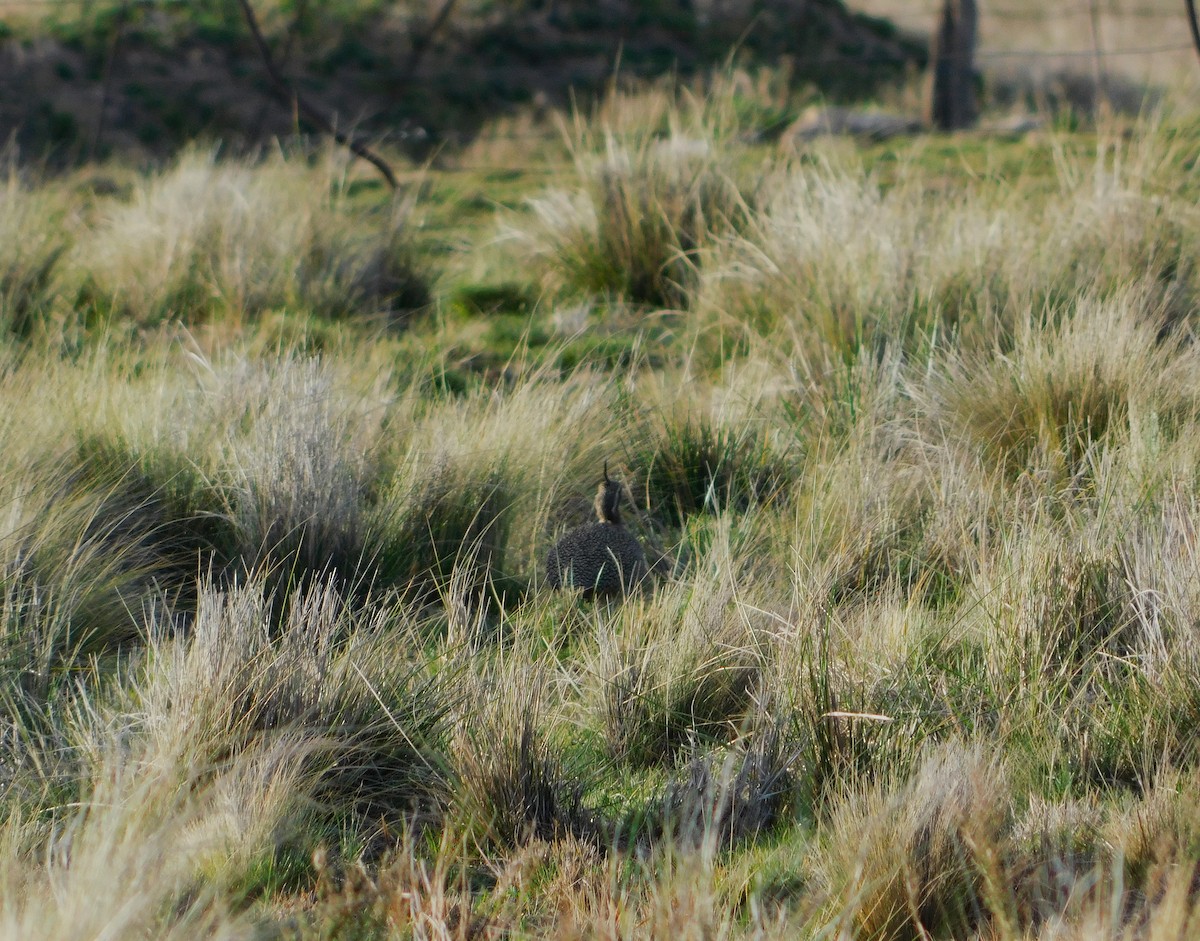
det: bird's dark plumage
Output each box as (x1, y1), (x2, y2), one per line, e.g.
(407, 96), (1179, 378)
(545, 463), (646, 597)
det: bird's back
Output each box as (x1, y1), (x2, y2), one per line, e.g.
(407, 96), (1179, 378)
(545, 521), (646, 597)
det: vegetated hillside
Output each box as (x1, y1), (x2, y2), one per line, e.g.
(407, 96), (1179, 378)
(0, 0), (922, 163)
(5, 75), (1200, 938)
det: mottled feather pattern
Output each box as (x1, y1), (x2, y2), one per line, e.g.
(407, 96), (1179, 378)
(545, 465), (647, 597)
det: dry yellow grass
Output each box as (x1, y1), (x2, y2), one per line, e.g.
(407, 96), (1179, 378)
(2, 81), (1200, 939)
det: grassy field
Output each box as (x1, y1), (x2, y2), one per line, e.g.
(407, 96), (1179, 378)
(4, 22), (1200, 936)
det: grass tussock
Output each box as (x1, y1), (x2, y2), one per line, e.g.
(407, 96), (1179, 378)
(521, 97), (756, 308)
(592, 548), (766, 769)
(0, 454), (167, 700)
(813, 743), (1010, 941)
(927, 285), (1200, 482)
(634, 413), (788, 527)
(133, 577), (449, 823)
(0, 748), (260, 941)
(68, 148), (429, 329)
(448, 657), (602, 852)
(0, 576), (446, 940)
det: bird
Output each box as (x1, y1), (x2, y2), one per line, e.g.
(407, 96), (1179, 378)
(545, 463), (647, 597)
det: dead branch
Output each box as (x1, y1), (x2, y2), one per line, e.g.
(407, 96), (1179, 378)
(234, 0), (398, 190)
(90, 1), (129, 160)
(395, 0), (462, 90)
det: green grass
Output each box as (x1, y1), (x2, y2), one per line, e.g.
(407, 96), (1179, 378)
(4, 80), (1200, 940)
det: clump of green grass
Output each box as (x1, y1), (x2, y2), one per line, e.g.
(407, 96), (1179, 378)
(768, 605), (935, 816)
(69, 147), (429, 328)
(448, 656), (605, 852)
(0, 455), (168, 705)
(634, 414), (787, 527)
(373, 461), (516, 603)
(72, 433), (239, 598)
(520, 100), (754, 308)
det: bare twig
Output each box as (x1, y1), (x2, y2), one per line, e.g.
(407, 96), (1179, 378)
(234, 0), (398, 190)
(395, 0), (463, 90)
(90, 1), (129, 160)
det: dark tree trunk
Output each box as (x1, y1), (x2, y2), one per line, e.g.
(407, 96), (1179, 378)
(925, 0), (977, 131)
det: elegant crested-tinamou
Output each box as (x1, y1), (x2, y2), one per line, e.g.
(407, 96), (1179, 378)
(545, 464), (646, 597)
